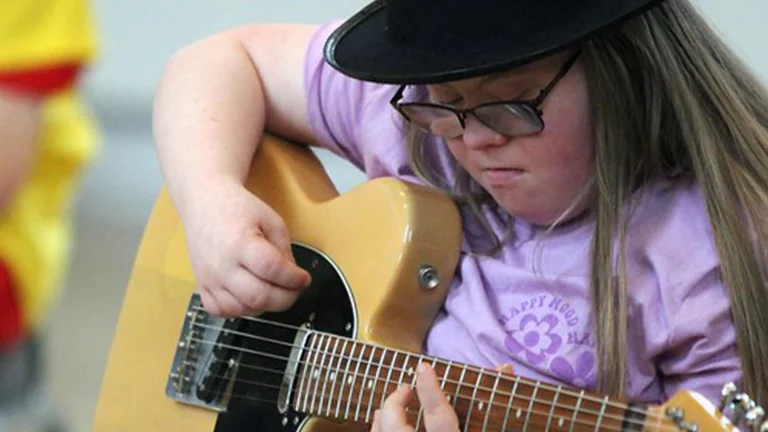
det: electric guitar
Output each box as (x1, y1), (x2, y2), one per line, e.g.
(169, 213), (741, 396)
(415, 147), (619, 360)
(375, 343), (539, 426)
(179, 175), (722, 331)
(92, 135), (765, 431)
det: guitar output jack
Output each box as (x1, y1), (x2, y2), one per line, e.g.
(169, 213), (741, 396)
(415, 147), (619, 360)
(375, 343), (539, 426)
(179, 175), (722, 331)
(419, 265), (440, 290)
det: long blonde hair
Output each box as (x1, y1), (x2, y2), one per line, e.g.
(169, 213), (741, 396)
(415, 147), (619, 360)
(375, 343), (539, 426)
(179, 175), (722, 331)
(408, 0), (768, 404)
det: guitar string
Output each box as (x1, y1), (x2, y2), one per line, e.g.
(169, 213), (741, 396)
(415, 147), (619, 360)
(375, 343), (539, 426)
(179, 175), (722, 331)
(187, 312), (665, 422)
(183, 329), (668, 430)
(179, 369), (673, 432)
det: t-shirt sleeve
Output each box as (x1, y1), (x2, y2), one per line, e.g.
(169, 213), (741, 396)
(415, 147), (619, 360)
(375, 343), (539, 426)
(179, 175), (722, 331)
(303, 21), (381, 171)
(657, 266), (742, 405)
(628, 181), (743, 405)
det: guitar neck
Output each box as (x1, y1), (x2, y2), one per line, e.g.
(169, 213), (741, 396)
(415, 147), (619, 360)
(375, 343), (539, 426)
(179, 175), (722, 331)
(291, 331), (653, 431)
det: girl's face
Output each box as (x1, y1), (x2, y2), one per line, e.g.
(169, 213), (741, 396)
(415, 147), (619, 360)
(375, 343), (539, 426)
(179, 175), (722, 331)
(427, 52), (594, 226)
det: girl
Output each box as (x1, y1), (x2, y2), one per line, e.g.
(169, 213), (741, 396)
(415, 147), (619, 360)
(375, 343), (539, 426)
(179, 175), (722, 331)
(153, 0), (768, 429)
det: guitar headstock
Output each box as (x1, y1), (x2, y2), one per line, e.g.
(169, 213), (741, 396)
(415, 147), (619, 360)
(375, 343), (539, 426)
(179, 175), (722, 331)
(660, 383), (766, 432)
(718, 383), (766, 432)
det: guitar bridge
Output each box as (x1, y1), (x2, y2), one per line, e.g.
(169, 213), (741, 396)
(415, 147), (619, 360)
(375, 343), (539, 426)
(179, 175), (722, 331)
(165, 294), (241, 412)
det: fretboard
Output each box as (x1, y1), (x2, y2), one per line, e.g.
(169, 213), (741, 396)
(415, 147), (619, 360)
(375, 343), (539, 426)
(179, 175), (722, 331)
(290, 332), (648, 431)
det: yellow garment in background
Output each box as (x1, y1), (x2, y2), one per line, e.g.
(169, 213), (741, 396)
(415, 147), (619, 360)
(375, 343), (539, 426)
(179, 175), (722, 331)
(0, 0), (99, 332)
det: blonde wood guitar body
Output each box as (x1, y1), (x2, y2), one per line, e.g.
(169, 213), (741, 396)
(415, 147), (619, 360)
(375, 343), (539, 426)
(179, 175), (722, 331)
(93, 135), (761, 431)
(93, 135), (462, 431)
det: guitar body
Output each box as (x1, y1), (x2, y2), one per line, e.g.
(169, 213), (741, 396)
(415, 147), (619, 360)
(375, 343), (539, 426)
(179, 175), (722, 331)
(92, 136), (462, 431)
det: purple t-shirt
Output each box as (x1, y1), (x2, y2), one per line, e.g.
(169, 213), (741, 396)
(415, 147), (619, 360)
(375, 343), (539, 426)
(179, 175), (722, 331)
(303, 22), (741, 404)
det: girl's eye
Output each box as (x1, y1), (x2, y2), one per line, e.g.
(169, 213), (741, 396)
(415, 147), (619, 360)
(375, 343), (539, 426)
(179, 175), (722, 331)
(429, 94), (462, 105)
(427, 87), (461, 105)
(438, 98), (462, 106)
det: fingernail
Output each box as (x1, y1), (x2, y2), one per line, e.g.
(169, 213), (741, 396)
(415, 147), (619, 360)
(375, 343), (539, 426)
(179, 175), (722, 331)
(417, 362), (430, 373)
(498, 363), (514, 374)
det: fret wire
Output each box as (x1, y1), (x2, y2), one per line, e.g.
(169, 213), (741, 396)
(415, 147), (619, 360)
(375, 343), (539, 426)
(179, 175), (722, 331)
(410, 355), (425, 389)
(500, 376), (520, 431)
(595, 395), (609, 432)
(355, 345), (377, 422)
(345, 342), (367, 421)
(568, 389), (585, 432)
(310, 333), (329, 413)
(544, 385), (562, 432)
(292, 331), (309, 413)
(309, 333), (330, 414)
(522, 380), (540, 432)
(406, 355), (425, 431)
(440, 360), (453, 391)
(414, 357), (440, 432)
(396, 353), (410, 387)
(463, 366), (484, 432)
(381, 350), (399, 410)
(299, 332), (320, 412)
(440, 359), (453, 406)
(315, 336), (332, 414)
(327, 337), (348, 417)
(365, 346), (388, 423)
(482, 371), (502, 432)
(338, 339), (358, 420)
(319, 335), (340, 416)
(454, 363), (468, 413)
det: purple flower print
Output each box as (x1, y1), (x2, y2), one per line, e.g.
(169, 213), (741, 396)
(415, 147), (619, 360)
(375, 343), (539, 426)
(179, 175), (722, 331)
(550, 351), (596, 388)
(504, 313), (563, 365)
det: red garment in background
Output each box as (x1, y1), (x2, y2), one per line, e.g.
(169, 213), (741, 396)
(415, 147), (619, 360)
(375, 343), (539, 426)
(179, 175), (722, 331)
(0, 64), (80, 96)
(0, 260), (22, 348)
(0, 64), (80, 348)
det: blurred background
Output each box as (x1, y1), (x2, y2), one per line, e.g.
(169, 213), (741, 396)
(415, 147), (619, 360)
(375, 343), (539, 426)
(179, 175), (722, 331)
(41, 0), (768, 431)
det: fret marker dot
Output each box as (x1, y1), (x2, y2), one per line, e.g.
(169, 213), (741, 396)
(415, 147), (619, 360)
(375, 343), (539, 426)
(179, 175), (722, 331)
(408, 367), (414, 376)
(558, 418), (565, 427)
(478, 402), (484, 412)
(516, 409), (522, 419)
(347, 376), (353, 385)
(330, 372), (336, 381)
(367, 380), (374, 389)
(312, 369), (320, 379)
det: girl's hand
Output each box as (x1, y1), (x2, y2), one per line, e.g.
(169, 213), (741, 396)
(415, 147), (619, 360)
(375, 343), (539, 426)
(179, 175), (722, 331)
(182, 180), (311, 317)
(370, 363), (515, 432)
(371, 363), (459, 432)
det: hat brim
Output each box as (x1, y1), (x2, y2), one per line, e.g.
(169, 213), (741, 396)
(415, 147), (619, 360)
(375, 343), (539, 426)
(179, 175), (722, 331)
(325, 0), (666, 84)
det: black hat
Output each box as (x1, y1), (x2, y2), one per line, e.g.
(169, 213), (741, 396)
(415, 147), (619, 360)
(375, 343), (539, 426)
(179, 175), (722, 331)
(324, 0), (666, 84)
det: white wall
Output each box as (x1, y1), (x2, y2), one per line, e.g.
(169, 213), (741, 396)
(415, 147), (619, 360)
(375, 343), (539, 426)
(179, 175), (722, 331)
(85, 0), (366, 114)
(695, 0), (767, 82)
(86, 0), (768, 111)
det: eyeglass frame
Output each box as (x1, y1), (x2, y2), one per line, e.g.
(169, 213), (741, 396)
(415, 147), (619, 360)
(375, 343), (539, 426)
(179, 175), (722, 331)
(389, 50), (582, 138)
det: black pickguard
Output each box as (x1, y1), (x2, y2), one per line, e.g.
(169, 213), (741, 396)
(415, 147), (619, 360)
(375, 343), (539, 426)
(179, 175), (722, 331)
(213, 244), (356, 432)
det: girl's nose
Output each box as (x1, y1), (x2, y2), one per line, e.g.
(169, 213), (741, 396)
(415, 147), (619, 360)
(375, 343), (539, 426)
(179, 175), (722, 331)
(460, 115), (508, 150)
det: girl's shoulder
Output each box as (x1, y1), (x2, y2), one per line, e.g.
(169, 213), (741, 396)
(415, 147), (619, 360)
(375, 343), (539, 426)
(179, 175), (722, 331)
(627, 177), (722, 303)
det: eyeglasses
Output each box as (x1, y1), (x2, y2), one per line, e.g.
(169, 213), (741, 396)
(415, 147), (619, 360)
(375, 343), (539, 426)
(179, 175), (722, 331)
(390, 51), (581, 139)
